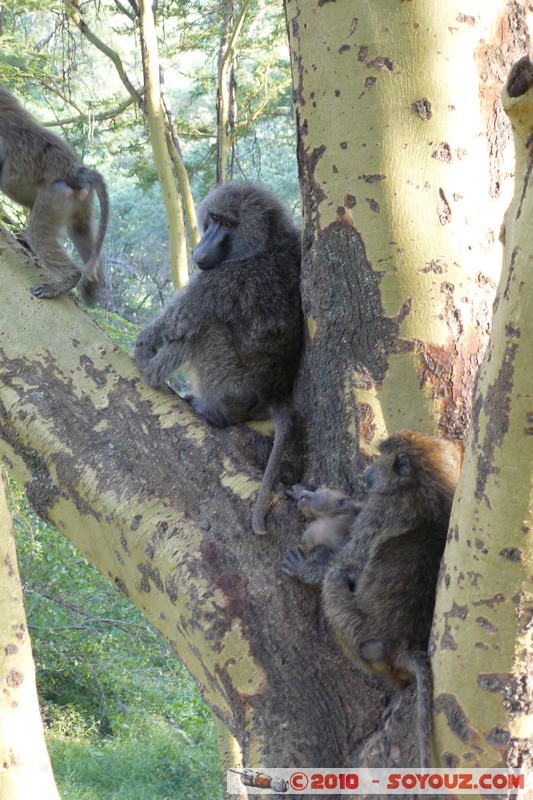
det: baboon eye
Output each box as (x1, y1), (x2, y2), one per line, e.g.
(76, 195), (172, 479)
(210, 213), (220, 224)
(223, 219), (236, 228)
(395, 453), (411, 477)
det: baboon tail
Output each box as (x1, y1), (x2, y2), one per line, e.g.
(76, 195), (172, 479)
(251, 400), (293, 535)
(81, 167), (109, 283)
(77, 275), (100, 307)
(397, 649), (433, 769)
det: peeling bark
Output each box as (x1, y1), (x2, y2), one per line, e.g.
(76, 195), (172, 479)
(432, 56), (533, 774)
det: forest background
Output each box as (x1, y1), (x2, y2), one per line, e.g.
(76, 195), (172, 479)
(0, 1), (295, 797)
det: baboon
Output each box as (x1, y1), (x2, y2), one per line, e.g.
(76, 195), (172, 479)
(283, 485), (360, 583)
(0, 87), (109, 302)
(283, 431), (462, 768)
(135, 182), (302, 534)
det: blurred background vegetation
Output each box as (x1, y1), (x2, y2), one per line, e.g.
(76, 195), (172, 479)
(1, 1), (299, 796)
(1, 0), (299, 316)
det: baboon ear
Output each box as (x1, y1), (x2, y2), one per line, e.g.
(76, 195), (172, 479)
(395, 452), (411, 476)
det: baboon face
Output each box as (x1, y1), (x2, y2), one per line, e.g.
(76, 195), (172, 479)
(193, 183), (286, 269)
(193, 207), (238, 269)
(363, 450), (413, 495)
(297, 488), (356, 520)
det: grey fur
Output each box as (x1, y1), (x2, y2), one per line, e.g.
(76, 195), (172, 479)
(0, 87), (109, 303)
(282, 485), (361, 584)
(135, 182), (302, 534)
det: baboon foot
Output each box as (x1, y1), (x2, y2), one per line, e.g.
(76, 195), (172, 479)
(31, 274), (80, 299)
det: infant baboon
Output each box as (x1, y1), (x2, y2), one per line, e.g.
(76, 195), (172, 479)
(283, 485), (360, 583)
(0, 87), (109, 302)
(135, 182), (302, 535)
(283, 431), (462, 768)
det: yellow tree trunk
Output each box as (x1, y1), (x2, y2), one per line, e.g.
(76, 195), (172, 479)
(138, 0), (189, 287)
(0, 472), (60, 800)
(432, 56), (533, 774)
(286, 0), (521, 485)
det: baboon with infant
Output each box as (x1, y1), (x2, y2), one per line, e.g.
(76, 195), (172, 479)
(283, 431), (462, 768)
(135, 182), (303, 535)
(0, 87), (109, 302)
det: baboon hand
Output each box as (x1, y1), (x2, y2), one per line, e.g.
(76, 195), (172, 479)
(281, 546), (307, 577)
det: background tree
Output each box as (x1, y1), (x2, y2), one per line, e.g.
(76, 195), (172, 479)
(6, 473), (220, 800)
(215, 0), (250, 182)
(0, 0), (531, 797)
(0, 472), (60, 800)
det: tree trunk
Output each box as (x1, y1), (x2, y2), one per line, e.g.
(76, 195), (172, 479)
(69, 1), (200, 266)
(286, 0), (526, 487)
(432, 56), (533, 774)
(138, 0), (189, 287)
(0, 471), (60, 800)
(216, 0), (251, 183)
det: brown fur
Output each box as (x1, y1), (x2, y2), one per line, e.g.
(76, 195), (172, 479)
(135, 182), (302, 534)
(324, 431), (461, 768)
(283, 431), (462, 768)
(0, 87), (109, 302)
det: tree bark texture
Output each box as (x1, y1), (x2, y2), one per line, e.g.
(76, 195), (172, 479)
(286, 0), (529, 491)
(431, 57), (533, 775)
(0, 471), (60, 800)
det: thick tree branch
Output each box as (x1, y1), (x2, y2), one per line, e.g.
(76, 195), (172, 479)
(0, 232), (400, 771)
